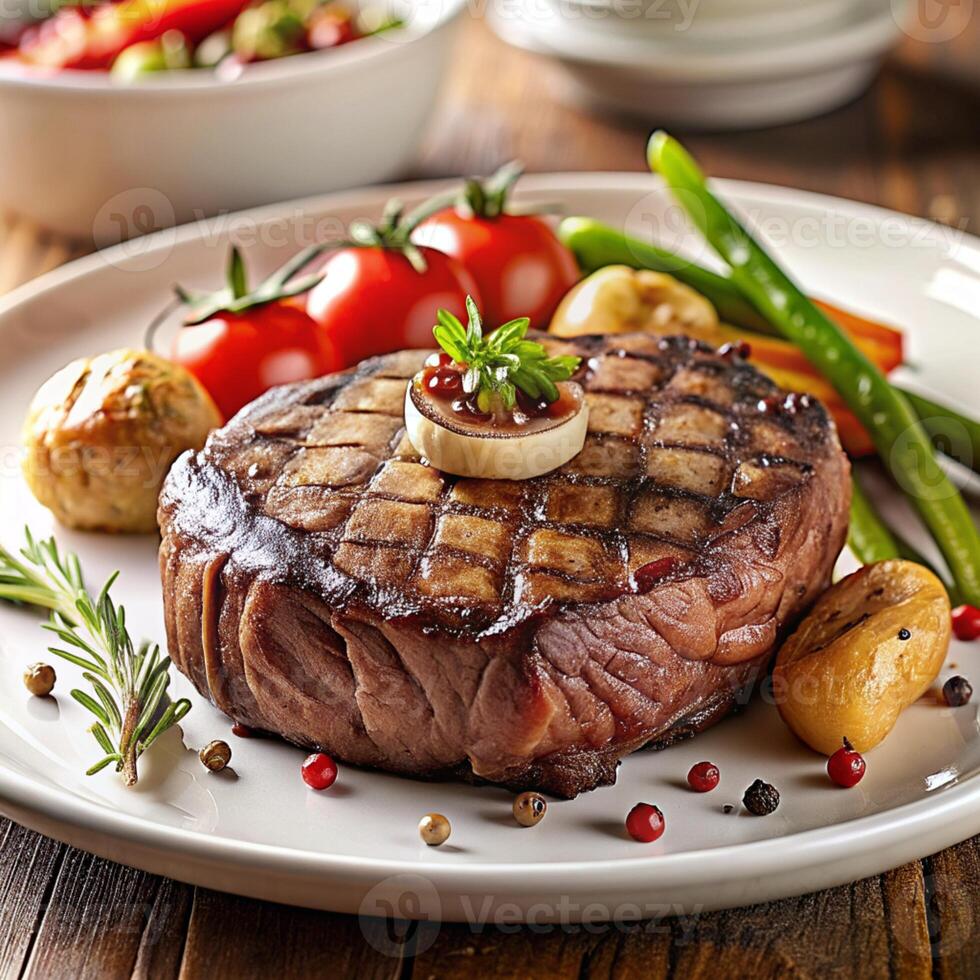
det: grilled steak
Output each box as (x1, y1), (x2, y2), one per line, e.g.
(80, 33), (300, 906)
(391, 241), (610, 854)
(159, 333), (850, 797)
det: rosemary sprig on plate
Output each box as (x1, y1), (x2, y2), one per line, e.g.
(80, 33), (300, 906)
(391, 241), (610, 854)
(433, 296), (580, 413)
(0, 528), (190, 786)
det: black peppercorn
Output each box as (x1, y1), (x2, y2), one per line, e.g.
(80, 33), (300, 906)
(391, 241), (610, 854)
(743, 779), (780, 816)
(898, 628), (911, 641)
(943, 675), (973, 707)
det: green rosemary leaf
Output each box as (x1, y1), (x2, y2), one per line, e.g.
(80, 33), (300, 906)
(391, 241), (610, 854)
(45, 646), (103, 675)
(132, 670), (170, 746)
(83, 673), (123, 731)
(86, 754), (121, 776)
(140, 698), (192, 752)
(90, 723), (116, 757)
(71, 689), (112, 728)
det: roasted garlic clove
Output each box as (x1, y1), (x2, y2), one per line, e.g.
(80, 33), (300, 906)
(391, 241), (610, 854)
(549, 265), (719, 340)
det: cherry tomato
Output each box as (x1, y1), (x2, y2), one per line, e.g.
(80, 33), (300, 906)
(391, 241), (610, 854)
(172, 302), (340, 420)
(413, 211), (579, 330)
(306, 246), (479, 368)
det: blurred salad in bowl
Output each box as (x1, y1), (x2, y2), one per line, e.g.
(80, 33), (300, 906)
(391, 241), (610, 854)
(1, 0), (401, 78)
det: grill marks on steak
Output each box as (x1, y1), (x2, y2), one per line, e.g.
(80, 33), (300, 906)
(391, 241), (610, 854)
(159, 333), (850, 796)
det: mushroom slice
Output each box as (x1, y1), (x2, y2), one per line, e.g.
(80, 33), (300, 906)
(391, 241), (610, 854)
(404, 382), (589, 480)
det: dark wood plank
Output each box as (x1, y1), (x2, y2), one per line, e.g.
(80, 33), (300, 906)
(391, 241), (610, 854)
(409, 863), (931, 980)
(667, 863), (931, 980)
(925, 838), (980, 979)
(177, 888), (405, 980)
(409, 920), (619, 980)
(0, 818), (64, 979)
(131, 877), (194, 980)
(21, 846), (164, 980)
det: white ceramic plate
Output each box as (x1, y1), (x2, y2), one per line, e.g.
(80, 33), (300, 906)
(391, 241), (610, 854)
(0, 175), (978, 925)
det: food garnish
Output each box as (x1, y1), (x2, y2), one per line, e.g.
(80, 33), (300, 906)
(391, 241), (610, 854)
(419, 813), (451, 847)
(172, 245), (339, 420)
(687, 761), (720, 793)
(22, 348), (220, 533)
(743, 780), (780, 816)
(411, 161), (580, 328)
(200, 739), (232, 772)
(23, 662), (55, 697)
(647, 131), (980, 608)
(827, 738), (866, 788)
(952, 605), (980, 642)
(513, 791), (547, 827)
(625, 803), (665, 843)
(0, 529), (191, 785)
(301, 751), (338, 790)
(942, 676), (973, 708)
(404, 297), (587, 479)
(773, 560), (951, 755)
(232, 722), (256, 738)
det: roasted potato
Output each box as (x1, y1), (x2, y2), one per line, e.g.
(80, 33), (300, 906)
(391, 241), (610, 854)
(22, 349), (220, 533)
(773, 560), (951, 755)
(549, 265), (719, 340)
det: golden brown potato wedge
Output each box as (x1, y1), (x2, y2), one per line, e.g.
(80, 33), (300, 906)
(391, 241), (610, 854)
(773, 560), (951, 755)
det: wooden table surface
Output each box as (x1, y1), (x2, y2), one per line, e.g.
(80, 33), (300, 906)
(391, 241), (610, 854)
(2, 14), (980, 979)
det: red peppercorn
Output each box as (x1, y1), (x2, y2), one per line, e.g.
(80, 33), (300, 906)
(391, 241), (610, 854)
(302, 752), (338, 790)
(827, 737), (866, 788)
(687, 761), (720, 793)
(633, 557), (677, 594)
(625, 803), (665, 843)
(231, 722), (254, 738)
(952, 605), (980, 642)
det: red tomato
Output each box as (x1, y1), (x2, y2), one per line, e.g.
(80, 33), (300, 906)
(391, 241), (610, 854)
(172, 302), (340, 420)
(306, 246), (480, 368)
(412, 211), (580, 330)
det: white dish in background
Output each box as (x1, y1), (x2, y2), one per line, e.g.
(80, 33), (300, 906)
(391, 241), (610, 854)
(489, 0), (907, 129)
(0, 0), (465, 242)
(0, 174), (978, 922)
(541, 0), (854, 43)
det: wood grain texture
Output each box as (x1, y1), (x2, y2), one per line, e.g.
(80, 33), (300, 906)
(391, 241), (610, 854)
(178, 889), (405, 980)
(20, 846), (164, 980)
(0, 820), (64, 979)
(1, 11), (980, 980)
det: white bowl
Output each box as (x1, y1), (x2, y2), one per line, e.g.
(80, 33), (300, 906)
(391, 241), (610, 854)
(530, 0), (854, 42)
(490, 0), (905, 129)
(0, 0), (466, 241)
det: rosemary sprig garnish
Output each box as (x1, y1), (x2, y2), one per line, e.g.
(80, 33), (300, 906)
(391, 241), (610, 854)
(433, 297), (580, 413)
(0, 528), (190, 786)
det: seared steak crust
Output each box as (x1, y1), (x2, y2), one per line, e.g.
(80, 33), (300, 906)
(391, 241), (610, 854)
(159, 334), (850, 796)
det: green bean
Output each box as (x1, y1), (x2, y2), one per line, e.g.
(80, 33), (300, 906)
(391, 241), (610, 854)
(899, 388), (980, 477)
(647, 131), (980, 606)
(848, 477), (900, 565)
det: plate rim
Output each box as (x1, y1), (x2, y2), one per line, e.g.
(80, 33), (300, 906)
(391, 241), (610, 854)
(1, 172), (978, 903)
